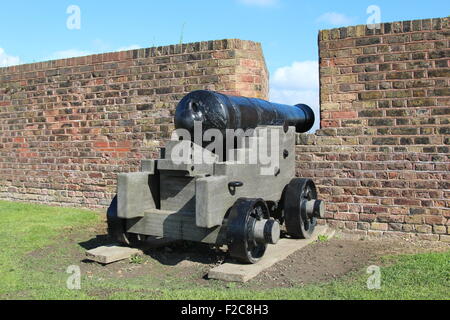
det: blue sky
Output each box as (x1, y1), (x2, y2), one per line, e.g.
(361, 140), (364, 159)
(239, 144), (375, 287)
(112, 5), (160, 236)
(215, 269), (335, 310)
(0, 0), (447, 131)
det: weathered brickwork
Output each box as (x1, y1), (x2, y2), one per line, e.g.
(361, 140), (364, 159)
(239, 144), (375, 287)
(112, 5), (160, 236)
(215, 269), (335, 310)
(297, 17), (449, 241)
(0, 39), (268, 208)
(1, 19), (448, 242)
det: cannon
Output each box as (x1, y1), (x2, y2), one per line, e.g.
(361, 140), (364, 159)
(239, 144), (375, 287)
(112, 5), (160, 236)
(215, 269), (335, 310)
(174, 90), (316, 135)
(107, 90), (325, 264)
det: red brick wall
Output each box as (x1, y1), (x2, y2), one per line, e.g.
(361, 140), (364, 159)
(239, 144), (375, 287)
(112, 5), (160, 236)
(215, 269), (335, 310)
(1, 19), (449, 242)
(0, 39), (268, 208)
(296, 17), (449, 241)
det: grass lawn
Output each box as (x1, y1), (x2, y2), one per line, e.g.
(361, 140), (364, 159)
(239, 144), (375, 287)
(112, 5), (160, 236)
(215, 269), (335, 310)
(0, 200), (449, 300)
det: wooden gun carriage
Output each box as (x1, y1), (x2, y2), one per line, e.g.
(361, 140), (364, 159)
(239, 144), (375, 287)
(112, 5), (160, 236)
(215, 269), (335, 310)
(107, 91), (325, 264)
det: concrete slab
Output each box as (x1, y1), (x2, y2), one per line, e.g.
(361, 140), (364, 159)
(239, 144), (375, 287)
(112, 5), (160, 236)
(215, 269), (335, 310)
(208, 225), (335, 283)
(85, 237), (176, 264)
(86, 245), (143, 264)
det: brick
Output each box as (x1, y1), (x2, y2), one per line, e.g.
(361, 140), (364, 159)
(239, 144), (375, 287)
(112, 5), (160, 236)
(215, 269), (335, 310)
(330, 111), (358, 119)
(372, 137), (398, 145)
(321, 103), (340, 111)
(357, 55), (382, 64)
(384, 35), (410, 43)
(357, 222), (370, 230)
(429, 50), (450, 59)
(358, 73), (385, 82)
(417, 234), (439, 241)
(407, 99), (436, 107)
(359, 110), (383, 118)
(431, 88), (450, 97)
(358, 92), (384, 100)
(435, 60), (449, 68)
(355, 37), (381, 46)
(428, 69), (450, 78)
(416, 225), (433, 234)
(431, 108), (450, 116)
(389, 223), (403, 232)
(425, 216), (446, 225)
(368, 119), (395, 126)
(386, 71), (413, 80)
(371, 223), (388, 231)
(390, 128), (418, 135)
(405, 216), (424, 224)
(335, 75), (357, 83)
(385, 90), (410, 98)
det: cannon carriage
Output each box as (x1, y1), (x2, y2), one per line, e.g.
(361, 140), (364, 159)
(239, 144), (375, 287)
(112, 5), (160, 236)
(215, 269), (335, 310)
(107, 90), (325, 264)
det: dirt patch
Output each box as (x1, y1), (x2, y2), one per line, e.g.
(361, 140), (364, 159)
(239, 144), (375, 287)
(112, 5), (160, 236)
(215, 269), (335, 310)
(249, 237), (450, 289)
(80, 240), (227, 282)
(26, 219), (226, 284)
(26, 220), (450, 291)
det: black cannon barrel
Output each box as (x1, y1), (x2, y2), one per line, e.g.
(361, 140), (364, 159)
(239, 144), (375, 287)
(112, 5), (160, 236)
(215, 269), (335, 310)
(174, 90), (315, 135)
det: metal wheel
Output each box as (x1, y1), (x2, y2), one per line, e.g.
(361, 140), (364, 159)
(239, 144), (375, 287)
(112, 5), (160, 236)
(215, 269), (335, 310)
(106, 196), (141, 246)
(284, 178), (322, 239)
(227, 199), (270, 264)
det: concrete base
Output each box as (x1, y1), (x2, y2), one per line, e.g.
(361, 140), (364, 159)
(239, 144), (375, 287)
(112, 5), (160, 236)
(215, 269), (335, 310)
(86, 245), (143, 264)
(85, 237), (175, 264)
(208, 225), (335, 283)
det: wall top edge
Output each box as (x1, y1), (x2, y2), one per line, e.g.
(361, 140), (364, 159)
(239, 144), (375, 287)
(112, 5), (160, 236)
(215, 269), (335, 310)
(319, 16), (449, 40)
(0, 39), (263, 75)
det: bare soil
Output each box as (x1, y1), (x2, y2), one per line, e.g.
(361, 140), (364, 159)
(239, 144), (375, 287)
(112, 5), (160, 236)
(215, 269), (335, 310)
(27, 219), (450, 290)
(250, 237), (449, 289)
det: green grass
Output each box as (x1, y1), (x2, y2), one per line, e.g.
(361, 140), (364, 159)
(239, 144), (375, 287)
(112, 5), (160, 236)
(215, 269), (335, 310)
(317, 234), (329, 242)
(0, 200), (100, 299)
(105, 250), (450, 300)
(0, 200), (448, 300)
(129, 254), (144, 264)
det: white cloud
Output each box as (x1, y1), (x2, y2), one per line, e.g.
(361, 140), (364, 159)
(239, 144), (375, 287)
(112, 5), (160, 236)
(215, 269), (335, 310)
(0, 48), (20, 67)
(317, 12), (354, 26)
(269, 61), (320, 133)
(238, 0), (278, 7)
(271, 61), (319, 91)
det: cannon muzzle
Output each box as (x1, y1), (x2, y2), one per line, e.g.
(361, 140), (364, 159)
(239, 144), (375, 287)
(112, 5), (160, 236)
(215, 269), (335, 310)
(175, 90), (315, 135)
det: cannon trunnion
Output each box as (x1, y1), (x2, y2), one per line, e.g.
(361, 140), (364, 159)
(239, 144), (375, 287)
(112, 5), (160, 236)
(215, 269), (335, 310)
(107, 91), (325, 264)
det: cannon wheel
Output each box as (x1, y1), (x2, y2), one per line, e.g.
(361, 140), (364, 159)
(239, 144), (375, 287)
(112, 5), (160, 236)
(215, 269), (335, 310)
(284, 178), (318, 239)
(106, 196), (142, 246)
(227, 198), (270, 264)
